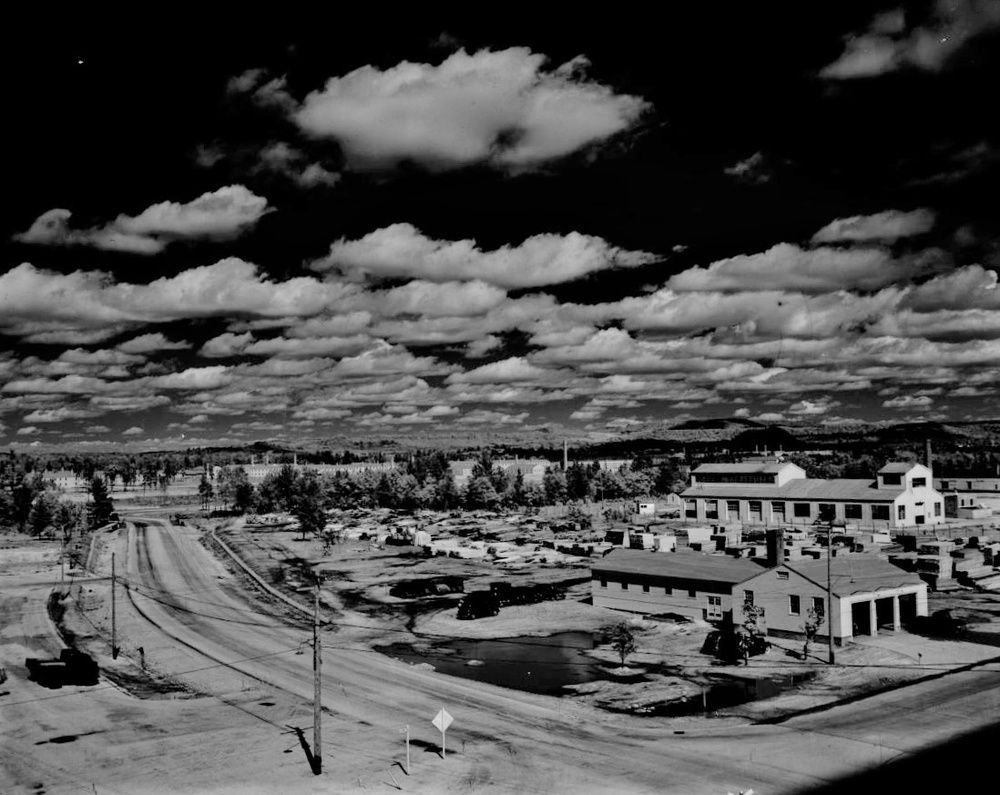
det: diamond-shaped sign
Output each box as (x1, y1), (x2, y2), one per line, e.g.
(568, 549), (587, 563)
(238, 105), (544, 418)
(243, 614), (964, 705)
(432, 708), (453, 732)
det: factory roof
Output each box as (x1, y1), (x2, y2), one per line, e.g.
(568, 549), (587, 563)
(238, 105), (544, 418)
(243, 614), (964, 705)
(878, 462), (921, 474)
(692, 463), (794, 475)
(682, 478), (911, 502)
(592, 548), (766, 584)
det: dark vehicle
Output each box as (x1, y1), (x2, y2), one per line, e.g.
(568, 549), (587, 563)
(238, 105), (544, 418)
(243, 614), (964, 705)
(701, 630), (769, 663)
(457, 591), (500, 620)
(26, 649), (99, 688)
(909, 609), (967, 638)
(489, 581), (565, 607)
(389, 576), (465, 599)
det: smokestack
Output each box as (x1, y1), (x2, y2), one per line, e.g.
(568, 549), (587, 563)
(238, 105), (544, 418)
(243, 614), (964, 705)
(563, 440), (568, 471)
(294, 453), (298, 467)
(925, 439), (933, 479)
(765, 528), (785, 568)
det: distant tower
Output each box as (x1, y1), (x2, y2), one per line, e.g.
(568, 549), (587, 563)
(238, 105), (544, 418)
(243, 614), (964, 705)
(563, 440), (569, 471)
(294, 453), (298, 468)
(925, 440), (933, 478)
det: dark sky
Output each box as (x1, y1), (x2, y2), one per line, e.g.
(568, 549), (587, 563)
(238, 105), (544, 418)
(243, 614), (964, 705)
(2, 3), (999, 449)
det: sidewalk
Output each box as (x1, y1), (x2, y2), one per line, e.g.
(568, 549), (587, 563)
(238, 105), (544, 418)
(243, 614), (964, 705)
(851, 631), (1000, 666)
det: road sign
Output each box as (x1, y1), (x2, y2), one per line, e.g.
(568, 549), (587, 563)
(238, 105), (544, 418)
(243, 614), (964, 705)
(432, 708), (453, 732)
(432, 708), (453, 758)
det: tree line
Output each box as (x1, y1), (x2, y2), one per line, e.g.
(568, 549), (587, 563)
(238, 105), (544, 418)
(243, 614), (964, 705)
(204, 450), (688, 517)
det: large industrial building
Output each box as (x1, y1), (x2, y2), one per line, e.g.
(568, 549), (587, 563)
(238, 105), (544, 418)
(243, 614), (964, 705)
(591, 541), (929, 644)
(681, 461), (943, 529)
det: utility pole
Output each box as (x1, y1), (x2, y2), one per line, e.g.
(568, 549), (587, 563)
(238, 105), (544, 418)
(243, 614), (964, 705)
(827, 523), (834, 665)
(313, 579), (322, 775)
(111, 551), (118, 659)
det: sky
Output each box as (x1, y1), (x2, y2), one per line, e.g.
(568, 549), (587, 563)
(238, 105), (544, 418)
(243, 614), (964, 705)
(2, 3), (999, 450)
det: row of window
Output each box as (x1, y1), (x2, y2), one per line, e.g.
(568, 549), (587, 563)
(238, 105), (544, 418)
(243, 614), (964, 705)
(599, 580), (824, 618)
(695, 474), (778, 484)
(597, 578), (697, 597)
(695, 500), (941, 520)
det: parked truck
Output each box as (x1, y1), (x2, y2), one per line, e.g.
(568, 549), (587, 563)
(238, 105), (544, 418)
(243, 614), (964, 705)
(25, 649), (99, 688)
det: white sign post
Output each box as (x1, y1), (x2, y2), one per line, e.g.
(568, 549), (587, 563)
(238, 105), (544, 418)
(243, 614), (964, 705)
(432, 708), (453, 759)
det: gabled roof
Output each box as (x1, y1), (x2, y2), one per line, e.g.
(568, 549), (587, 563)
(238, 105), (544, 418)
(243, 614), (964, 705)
(781, 555), (924, 597)
(592, 548), (766, 584)
(693, 463), (792, 474)
(878, 462), (920, 474)
(682, 478), (908, 501)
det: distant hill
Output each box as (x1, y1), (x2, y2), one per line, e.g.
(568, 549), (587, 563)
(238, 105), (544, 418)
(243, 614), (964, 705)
(730, 426), (804, 451)
(670, 418), (763, 431)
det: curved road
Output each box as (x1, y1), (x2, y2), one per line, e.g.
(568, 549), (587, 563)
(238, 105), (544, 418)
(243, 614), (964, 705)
(120, 519), (1000, 794)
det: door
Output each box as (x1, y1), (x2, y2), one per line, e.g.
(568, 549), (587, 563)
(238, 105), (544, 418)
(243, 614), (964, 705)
(706, 595), (723, 621)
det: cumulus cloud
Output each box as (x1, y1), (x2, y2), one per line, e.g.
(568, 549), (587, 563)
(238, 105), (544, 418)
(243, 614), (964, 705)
(811, 209), (936, 244)
(0, 260), (349, 339)
(257, 142), (341, 187)
(821, 0), (1000, 79)
(117, 333), (192, 354)
(317, 223), (656, 288)
(13, 186), (270, 254)
(882, 394), (935, 409)
(723, 151), (772, 184)
(666, 243), (938, 294)
(122, 426), (145, 436)
(17, 426), (41, 436)
(446, 356), (553, 385)
(237, 48), (649, 170)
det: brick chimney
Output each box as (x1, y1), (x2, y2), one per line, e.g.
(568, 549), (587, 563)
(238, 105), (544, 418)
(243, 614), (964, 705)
(765, 528), (785, 568)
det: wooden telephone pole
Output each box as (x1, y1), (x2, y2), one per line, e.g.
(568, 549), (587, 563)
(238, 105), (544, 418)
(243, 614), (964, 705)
(313, 580), (322, 774)
(111, 552), (118, 659)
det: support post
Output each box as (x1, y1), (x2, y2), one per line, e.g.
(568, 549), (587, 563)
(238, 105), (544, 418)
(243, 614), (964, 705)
(111, 551), (118, 659)
(313, 580), (322, 775)
(827, 525), (834, 665)
(405, 725), (410, 775)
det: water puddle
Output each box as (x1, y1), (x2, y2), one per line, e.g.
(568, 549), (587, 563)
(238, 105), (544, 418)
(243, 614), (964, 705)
(627, 672), (816, 717)
(379, 631), (601, 695)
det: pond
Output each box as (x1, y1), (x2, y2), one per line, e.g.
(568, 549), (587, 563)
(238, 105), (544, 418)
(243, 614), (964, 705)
(379, 631), (602, 695)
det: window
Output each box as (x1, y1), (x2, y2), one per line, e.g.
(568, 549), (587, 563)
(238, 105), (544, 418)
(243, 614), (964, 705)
(744, 590), (754, 605)
(968, 481), (973, 490)
(935, 502), (942, 517)
(688, 588), (697, 598)
(882, 473), (902, 486)
(706, 500), (719, 520)
(912, 477), (926, 488)
(793, 503), (811, 518)
(664, 586), (672, 595)
(772, 501), (785, 516)
(642, 583), (650, 593)
(600, 578), (607, 588)
(872, 505), (890, 521)
(941, 480), (949, 490)
(845, 503), (863, 520)
(777, 570), (789, 580)
(812, 597), (824, 616)
(726, 500), (740, 515)
(749, 500), (762, 514)
(789, 595), (801, 615)
(621, 580), (628, 590)
(708, 595), (722, 607)
(685, 500), (698, 519)
(897, 505), (906, 521)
